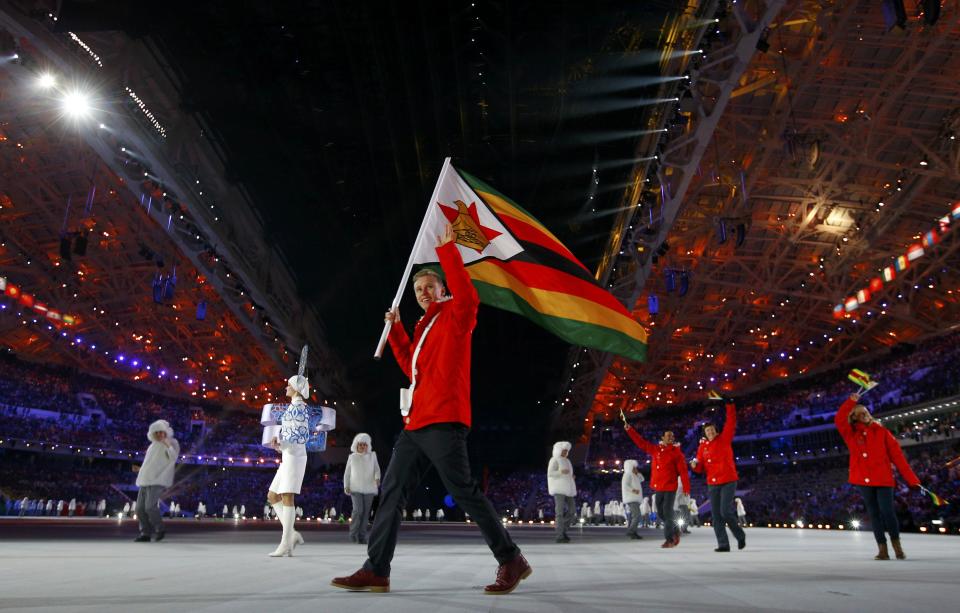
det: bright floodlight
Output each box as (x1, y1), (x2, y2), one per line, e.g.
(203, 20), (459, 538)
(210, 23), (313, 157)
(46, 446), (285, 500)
(851, 519), (861, 529)
(38, 73), (56, 88)
(61, 90), (92, 119)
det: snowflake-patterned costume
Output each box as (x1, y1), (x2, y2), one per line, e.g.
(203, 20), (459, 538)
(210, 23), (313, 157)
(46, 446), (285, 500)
(268, 398), (310, 494)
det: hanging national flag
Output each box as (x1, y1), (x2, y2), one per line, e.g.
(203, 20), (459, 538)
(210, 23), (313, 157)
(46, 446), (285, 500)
(952, 201), (960, 219)
(894, 255), (908, 272)
(856, 288), (870, 304)
(906, 243), (924, 262)
(844, 296), (859, 312)
(922, 230), (938, 249)
(869, 277), (883, 293)
(882, 266), (896, 283)
(407, 162), (648, 362)
(832, 304), (844, 319)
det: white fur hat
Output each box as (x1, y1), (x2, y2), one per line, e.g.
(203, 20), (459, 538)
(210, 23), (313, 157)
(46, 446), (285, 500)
(147, 419), (174, 442)
(552, 441), (572, 458)
(350, 433), (372, 453)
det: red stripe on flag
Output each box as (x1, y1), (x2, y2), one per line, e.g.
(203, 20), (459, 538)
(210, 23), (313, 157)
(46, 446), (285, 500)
(479, 259), (630, 315)
(493, 209), (589, 273)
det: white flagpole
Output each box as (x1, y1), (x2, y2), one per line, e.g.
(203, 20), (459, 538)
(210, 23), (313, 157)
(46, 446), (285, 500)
(374, 157), (453, 359)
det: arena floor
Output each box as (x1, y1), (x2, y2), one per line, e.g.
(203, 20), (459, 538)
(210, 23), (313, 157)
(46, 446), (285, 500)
(0, 518), (956, 612)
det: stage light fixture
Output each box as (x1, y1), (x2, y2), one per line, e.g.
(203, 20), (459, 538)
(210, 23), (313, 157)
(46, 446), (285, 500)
(61, 90), (92, 119)
(665, 269), (676, 292)
(735, 223), (746, 248)
(37, 73), (56, 88)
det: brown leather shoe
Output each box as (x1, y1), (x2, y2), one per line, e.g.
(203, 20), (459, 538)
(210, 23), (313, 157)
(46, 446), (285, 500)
(672, 532), (680, 546)
(874, 542), (890, 560)
(331, 568), (390, 592)
(484, 554), (532, 595)
(661, 540), (675, 548)
(891, 539), (906, 560)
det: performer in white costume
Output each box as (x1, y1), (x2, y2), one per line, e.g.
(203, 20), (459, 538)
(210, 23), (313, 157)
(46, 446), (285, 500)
(547, 441), (576, 543)
(344, 433), (381, 544)
(265, 347), (311, 557)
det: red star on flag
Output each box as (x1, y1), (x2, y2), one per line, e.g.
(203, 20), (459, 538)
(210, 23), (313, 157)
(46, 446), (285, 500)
(438, 199), (502, 252)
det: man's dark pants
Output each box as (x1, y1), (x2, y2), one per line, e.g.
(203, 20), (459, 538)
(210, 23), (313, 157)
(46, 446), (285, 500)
(655, 490), (677, 542)
(363, 423), (520, 577)
(709, 481), (745, 548)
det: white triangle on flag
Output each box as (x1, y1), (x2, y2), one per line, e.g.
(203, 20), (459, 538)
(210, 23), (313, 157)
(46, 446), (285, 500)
(409, 164), (524, 266)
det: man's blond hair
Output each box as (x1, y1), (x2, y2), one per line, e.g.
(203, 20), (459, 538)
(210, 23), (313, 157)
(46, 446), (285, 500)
(412, 268), (444, 285)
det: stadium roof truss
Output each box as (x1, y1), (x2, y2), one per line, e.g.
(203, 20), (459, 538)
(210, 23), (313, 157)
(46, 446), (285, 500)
(0, 9), (349, 408)
(553, 0), (960, 434)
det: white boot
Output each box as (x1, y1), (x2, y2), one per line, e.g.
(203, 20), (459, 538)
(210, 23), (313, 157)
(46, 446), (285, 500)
(281, 505), (298, 554)
(268, 502), (291, 557)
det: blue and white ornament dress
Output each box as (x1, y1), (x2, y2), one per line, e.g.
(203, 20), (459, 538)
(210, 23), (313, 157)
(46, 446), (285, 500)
(268, 399), (310, 494)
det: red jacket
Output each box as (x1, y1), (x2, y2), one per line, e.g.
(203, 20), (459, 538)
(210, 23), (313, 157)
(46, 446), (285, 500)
(834, 398), (920, 488)
(625, 427), (690, 494)
(692, 403), (739, 486)
(388, 241), (478, 430)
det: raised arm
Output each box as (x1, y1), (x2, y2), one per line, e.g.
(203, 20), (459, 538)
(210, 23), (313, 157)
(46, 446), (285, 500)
(436, 240), (479, 328)
(625, 426), (657, 456)
(720, 403), (737, 443)
(834, 395), (858, 442)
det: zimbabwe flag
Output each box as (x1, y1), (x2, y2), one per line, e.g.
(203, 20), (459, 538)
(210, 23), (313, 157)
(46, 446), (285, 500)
(406, 159), (647, 362)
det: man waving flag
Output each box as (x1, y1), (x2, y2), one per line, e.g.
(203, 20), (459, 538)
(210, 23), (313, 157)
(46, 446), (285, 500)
(376, 158), (647, 363)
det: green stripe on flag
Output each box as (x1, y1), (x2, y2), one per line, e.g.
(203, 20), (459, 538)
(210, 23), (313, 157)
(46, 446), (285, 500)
(458, 170), (544, 223)
(474, 280), (647, 362)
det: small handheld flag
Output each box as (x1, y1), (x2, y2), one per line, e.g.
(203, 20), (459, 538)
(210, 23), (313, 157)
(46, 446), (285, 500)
(848, 368), (878, 394)
(919, 485), (949, 507)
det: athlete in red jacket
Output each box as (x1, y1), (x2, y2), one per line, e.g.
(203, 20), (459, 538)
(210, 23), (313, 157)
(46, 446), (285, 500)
(691, 402), (746, 552)
(624, 425), (690, 547)
(835, 392), (920, 560)
(333, 224), (529, 594)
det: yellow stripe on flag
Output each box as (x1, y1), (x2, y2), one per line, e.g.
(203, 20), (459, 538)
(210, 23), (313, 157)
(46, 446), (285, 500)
(468, 261), (647, 344)
(476, 190), (568, 249)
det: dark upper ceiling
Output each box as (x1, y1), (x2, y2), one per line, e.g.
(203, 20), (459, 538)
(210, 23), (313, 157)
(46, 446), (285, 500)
(34, 0), (681, 453)
(8, 0), (958, 466)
